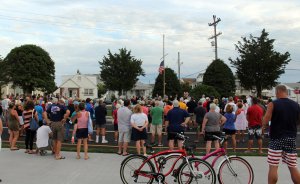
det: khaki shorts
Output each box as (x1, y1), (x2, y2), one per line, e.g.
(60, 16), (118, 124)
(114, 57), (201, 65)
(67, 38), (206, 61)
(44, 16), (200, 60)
(150, 124), (163, 135)
(50, 121), (64, 141)
(119, 131), (131, 143)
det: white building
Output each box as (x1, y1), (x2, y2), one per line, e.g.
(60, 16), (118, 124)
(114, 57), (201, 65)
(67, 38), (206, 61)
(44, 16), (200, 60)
(1, 82), (44, 99)
(56, 71), (100, 99)
(105, 81), (153, 100)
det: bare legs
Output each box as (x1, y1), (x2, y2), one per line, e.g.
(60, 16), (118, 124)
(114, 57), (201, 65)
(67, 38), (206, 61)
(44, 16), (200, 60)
(76, 138), (89, 159)
(9, 130), (19, 150)
(205, 140), (220, 155)
(268, 165), (300, 184)
(136, 140), (146, 155)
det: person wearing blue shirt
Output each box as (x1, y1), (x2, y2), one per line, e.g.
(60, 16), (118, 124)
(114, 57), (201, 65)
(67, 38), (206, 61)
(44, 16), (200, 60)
(34, 103), (44, 126)
(223, 105), (236, 152)
(165, 100), (190, 150)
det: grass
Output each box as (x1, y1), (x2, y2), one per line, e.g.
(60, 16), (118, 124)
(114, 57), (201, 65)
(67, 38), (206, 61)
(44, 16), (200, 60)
(2, 141), (272, 156)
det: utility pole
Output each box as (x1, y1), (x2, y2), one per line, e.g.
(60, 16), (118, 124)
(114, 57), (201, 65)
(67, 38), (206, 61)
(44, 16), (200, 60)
(177, 52), (182, 81)
(163, 34), (165, 98)
(208, 15), (222, 60)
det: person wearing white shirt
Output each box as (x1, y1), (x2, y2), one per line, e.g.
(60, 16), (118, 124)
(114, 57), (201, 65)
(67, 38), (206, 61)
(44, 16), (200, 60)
(131, 104), (148, 156)
(36, 122), (52, 155)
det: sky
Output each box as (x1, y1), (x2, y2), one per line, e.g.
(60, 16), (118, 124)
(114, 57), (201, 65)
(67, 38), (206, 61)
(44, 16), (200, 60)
(0, 0), (299, 86)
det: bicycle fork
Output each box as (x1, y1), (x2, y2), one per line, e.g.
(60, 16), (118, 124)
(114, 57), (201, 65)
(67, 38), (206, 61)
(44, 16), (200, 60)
(223, 156), (238, 177)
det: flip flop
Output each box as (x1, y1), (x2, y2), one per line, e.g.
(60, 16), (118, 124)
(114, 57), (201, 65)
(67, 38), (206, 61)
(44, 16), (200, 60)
(76, 155), (81, 159)
(84, 156), (90, 160)
(116, 152), (122, 155)
(56, 156), (66, 160)
(10, 148), (19, 151)
(122, 153), (129, 156)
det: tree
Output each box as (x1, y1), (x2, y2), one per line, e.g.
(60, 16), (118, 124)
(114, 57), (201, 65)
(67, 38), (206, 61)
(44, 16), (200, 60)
(97, 83), (107, 98)
(230, 29), (290, 97)
(190, 84), (220, 100)
(203, 59), (235, 97)
(152, 68), (181, 98)
(2, 44), (56, 94)
(99, 48), (145, 95)
(180, 82), (191, 95)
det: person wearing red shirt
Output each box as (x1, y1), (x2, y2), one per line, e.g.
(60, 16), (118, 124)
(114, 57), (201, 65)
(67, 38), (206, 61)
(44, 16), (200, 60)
(245, 97), (264, 154)
(112, 104), (121, 142)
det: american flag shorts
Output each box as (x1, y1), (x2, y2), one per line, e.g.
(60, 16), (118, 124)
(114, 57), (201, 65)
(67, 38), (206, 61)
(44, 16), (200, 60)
(267, 137), (297, 167)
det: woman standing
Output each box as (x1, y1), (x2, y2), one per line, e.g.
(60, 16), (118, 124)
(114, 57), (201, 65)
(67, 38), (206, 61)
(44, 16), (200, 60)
(71, 102), (89, 160)
(223, 105), (237, 152)
(16, 103), (24, 137)
(131, 104), (148, 156)
(235, 102), (248, 143)
(8, 103), (20, 150)
(23, 100), (38, 154)
(202, 103), (226, 155)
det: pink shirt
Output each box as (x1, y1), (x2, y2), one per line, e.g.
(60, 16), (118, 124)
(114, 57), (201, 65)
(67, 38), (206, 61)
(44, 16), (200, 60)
(142, 106), (149, 116)
(77, 111), (88, 129)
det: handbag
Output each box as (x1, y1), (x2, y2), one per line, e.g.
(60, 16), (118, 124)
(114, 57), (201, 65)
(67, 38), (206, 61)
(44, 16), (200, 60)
(29, 110), (39, 131)
(88, 112), (93, 134)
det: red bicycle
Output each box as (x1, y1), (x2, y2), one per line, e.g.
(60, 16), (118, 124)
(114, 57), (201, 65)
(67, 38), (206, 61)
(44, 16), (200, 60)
(202, 134), (254, 184)
(166, 133), (254, 184)
(120, 133), (216, 184)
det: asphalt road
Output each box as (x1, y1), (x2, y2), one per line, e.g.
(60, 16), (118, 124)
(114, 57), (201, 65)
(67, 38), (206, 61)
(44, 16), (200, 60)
(0, 148), (298, 184)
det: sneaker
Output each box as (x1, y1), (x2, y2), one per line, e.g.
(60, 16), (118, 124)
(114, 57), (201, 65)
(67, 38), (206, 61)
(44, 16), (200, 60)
(102, 140), (108, 144)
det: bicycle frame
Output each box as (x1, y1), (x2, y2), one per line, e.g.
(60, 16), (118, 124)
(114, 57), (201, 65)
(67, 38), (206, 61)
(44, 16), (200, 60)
(135, 149), (188, 179)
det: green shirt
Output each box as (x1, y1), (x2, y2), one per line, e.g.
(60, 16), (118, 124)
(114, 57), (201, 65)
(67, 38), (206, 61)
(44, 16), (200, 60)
(150, 106), (163, 125)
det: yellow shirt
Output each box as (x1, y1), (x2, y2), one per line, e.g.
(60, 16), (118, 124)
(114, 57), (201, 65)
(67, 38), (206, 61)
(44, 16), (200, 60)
(179, 102), (187, 111)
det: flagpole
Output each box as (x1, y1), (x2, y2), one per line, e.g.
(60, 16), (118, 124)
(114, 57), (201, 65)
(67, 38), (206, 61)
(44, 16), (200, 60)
(163, 34), (165, 98)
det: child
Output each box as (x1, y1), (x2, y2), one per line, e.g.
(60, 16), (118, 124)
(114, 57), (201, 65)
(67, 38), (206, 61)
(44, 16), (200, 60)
(36, 120), (52, 155)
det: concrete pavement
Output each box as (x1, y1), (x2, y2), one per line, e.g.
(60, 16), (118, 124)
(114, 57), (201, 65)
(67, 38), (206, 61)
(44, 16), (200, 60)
(0, 148), (299, 184)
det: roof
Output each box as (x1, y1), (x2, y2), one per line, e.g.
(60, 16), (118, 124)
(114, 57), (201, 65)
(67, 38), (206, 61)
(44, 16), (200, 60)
(181, 78), (196, 84)
(133, 81), (152, 90)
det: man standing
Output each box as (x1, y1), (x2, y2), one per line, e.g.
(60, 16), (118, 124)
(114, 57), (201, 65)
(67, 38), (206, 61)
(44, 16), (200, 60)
(194, 101), (206, 143)
(165, 100), (190, 150)
(95, 100), (108, 143)
(150, 101), (164, 146)
(224, 96), (237, 114)
(117, 100), (132, 156)
(263, 85), (300, 184)
(245, 97), (263, 154)
(186, 97), (198, 130)
(44, 98), (70, 160)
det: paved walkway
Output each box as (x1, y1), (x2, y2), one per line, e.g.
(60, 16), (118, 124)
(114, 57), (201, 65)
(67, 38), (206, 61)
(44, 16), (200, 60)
(0, 148), (298, 184)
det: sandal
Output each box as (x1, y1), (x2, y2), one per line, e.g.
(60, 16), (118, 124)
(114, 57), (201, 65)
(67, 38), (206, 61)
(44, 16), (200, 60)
(56, 156), (66, 160)
(84, 156), (90, 160)
(122, 153), (130, 156)
(117, 152), (122, 155)
(76, 155), (81, 159)
(10, 147), (19, 151)
(24, 150), (29, 153)
(28, 150), (35, 154)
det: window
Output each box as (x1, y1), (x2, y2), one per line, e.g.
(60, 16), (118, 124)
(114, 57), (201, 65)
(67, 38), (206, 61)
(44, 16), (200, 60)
(84, 89), (94, 96)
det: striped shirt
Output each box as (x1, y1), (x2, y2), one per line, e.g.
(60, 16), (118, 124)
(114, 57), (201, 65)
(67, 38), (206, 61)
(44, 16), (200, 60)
(23, 110), (36, 129)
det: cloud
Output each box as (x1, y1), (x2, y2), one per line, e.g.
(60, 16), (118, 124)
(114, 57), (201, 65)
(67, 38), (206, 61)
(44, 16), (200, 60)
(0, 0), (299, 86)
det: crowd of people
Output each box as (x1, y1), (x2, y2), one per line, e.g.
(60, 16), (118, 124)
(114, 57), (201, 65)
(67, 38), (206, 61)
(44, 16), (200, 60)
(0, 90), (273, 157)
(0, 85), (299, 183)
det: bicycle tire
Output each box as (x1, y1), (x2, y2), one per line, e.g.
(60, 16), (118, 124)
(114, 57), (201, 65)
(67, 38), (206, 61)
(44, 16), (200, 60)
(120, 154), (155, 184)
(218, 156), (254, 184)
(177, 158), (216, 184)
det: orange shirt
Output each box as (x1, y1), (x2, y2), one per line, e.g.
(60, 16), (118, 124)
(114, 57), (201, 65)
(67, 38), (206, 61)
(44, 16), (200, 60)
(164, 105), (173, 116)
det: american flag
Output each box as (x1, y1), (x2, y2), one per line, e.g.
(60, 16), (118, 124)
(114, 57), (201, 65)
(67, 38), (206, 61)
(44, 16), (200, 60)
(158, 60), (165, 74)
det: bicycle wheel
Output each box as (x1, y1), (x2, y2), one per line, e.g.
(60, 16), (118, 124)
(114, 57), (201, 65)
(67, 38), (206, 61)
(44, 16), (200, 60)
(161, 154), (184, 183)
(177, 158), (216, 184)
(120, 155), (155, 184)
(218, 156), (254, 184)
